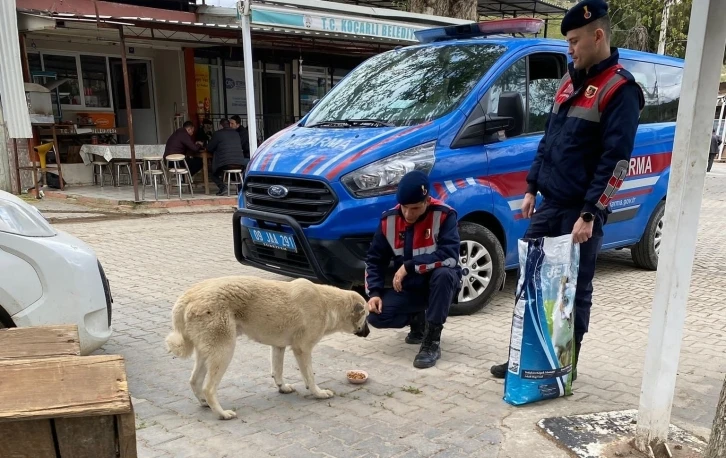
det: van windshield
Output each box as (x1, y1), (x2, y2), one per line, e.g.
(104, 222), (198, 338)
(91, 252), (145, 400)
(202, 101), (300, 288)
(305, 43), (505, 128)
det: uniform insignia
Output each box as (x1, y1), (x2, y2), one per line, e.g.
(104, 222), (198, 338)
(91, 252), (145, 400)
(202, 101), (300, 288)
(421, 185), (427, 196)
(585, 85), (598, 98)
(583, 5), (592, 19)
(398, 232), (405, 241)
(425, 229), (431, 239)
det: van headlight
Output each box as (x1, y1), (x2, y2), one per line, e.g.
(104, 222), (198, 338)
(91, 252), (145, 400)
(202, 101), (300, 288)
(0, 197), (56, 237)
(341, 142), (436, 198)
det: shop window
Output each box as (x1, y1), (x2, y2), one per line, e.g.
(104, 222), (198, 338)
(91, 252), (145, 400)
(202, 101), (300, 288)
(80, 55), (111, 108)
(28, 53), (42, 75)
(656, 64), (682, 123)
(42, 54), (81, 106)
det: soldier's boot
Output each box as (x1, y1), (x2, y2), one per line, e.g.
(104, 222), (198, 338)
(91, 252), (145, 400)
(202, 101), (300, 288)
(573, 341), (581, 382)
(413, 322), (443, 369)
(405, 311), (425, 345)
(490, 361), (508, 379)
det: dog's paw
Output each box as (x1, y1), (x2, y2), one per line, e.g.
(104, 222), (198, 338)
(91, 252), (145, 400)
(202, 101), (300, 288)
(278, 384), (295, 394)
(313, 389), (334, 399)
(218, 410), (237, 420)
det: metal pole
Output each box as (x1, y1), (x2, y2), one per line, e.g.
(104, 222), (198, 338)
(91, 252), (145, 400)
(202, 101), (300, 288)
(635, 0), (726, 452)
(238, 0), (258, 154)
(719, 96), (726, 160)
(118, 26), (140, 202)
(657, 0), (672, 55)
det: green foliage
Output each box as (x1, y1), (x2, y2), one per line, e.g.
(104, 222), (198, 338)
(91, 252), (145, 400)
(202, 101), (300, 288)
(607, 0), (692, 58)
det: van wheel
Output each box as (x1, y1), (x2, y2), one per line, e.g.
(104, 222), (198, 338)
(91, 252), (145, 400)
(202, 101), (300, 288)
(631, 200), (665, 270)
(449, 222), (505, 316)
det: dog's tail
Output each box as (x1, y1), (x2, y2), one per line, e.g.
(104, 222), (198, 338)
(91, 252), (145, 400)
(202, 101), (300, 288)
(165, 299), (194, 358)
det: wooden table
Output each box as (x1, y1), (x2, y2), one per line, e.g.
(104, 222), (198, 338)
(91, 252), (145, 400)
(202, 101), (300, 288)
(191, 149), (211, 195)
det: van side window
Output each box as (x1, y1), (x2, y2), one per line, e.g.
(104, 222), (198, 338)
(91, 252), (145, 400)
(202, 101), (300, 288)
(527, 54), (568, 133)
(619, 59), (659, 124)
(484, 58), (527, 123)
(656, 64), (682, 122)
(481, 53), (567, 137)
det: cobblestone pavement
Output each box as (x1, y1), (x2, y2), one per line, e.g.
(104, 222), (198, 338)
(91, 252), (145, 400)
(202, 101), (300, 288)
(56, 164), (726, 458)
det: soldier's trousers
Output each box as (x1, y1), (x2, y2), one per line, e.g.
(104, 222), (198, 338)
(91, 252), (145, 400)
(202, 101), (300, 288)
(367, 267), (461, 328)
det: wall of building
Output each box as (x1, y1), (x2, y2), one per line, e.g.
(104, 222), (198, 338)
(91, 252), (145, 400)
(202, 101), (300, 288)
(153, 48), (187, 141)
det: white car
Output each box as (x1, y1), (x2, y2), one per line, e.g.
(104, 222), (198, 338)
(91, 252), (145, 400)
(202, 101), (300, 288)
(0, 190), (112, 354)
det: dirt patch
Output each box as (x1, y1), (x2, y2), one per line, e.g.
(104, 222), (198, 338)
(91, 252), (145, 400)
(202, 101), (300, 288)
(600, 438), (702, 458)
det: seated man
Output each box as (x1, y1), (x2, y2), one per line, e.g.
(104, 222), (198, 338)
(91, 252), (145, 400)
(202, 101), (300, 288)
(230, 115), (251, 164)
(206, 118), (247, 196)
(163, 121), (203, 177)
(196, 118), (214, 147)
(365, 171), (462, 369)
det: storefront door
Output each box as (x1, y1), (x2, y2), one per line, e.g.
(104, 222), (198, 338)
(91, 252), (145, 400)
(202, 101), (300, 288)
(110, 59), (159, 144)
(263, 73), (285, 137)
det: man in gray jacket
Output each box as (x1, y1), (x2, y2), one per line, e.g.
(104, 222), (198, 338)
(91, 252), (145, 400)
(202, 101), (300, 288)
(709, 128), (722, 172)
(206, 117), (248, 195)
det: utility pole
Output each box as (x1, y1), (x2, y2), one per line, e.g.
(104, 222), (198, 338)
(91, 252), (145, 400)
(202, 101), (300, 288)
(635, 0), (726, 454)
(657, 0), (672, 55)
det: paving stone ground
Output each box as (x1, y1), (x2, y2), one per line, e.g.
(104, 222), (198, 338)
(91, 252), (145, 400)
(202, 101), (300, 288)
(55, 164), (726, 458)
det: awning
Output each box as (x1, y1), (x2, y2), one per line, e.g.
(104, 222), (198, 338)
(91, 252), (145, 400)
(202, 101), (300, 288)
(325, 0), (567, 17)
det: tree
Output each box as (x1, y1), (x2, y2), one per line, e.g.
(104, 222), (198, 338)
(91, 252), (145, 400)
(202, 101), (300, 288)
(607, 0), (692, 58)
(406, 0), (478, 21)
(705, 376), (726, 458)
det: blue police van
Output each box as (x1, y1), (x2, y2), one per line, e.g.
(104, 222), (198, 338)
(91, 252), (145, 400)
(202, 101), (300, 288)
(233, 18), (684, 315)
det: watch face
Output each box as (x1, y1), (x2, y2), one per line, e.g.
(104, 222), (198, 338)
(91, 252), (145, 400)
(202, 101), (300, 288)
(582, 212), (594, 222)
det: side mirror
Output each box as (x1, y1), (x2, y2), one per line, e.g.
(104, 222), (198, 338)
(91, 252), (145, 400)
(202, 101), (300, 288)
(451, 115), (515, 148)
(497, 92), (524, 138)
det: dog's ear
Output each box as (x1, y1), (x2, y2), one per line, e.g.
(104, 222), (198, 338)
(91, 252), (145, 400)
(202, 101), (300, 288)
(354, 303), (365, 314)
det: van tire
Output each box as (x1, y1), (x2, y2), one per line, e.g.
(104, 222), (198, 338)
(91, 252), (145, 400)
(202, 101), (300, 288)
(0, 306), (15, 328)
(449, 222), (505, 316)
(631, 200), (665, 270)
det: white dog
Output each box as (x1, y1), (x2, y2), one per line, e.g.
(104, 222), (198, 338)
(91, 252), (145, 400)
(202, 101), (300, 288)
(165, 276), (370, 420)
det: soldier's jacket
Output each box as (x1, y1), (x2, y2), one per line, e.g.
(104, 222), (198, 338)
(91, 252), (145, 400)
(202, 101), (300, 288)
(365, 198), (461, 297)
(527, 49), (646, 216)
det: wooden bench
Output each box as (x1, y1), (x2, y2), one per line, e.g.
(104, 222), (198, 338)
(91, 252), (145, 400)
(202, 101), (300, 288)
(0, 325), (137, 458)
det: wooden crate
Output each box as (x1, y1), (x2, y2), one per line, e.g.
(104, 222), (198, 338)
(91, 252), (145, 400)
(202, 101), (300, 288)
(0, 326), (137, 458)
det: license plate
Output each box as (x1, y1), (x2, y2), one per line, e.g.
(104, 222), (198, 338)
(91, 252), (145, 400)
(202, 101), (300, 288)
(248, 227), (298, 253)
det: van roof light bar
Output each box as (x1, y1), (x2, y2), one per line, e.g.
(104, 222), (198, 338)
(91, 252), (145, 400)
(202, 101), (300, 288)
(414, 18), (545, 44)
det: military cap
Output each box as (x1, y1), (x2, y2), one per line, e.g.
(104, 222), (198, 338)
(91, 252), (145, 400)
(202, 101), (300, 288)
(561, 0), (609, 35)
(396, 171), (430, 205)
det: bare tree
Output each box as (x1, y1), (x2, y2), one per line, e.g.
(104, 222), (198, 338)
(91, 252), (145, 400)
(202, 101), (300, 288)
(705, 376), (726, 458)
(407, 0), (478, 20)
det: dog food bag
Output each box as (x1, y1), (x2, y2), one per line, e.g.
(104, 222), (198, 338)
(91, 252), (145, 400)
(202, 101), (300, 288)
(503, 234), (580, 406)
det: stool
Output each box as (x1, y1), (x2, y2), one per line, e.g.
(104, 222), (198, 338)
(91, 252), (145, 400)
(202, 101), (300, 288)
(222, 169), (244, 196)
(165, 154), (194, 199)
(113, 161), (132, 187)
(141, 157), (169, 200)
(92, 160), (112, 188)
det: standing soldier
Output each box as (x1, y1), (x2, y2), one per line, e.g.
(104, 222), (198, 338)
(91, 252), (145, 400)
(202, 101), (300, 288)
(365, 171), (462, 369)
(490, 0), (645, 380)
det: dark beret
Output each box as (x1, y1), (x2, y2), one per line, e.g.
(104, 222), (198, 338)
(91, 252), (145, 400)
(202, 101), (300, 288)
(561, 0), (609, 35)
(396, 171), (430, 205)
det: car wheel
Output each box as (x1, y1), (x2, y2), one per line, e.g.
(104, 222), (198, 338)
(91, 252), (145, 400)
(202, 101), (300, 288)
(449, 222), (505, 316)
(631, 200), (665, 270)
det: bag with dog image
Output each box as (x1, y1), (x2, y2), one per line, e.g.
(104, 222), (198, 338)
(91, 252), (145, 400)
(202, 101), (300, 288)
(503, 234), (580, 406)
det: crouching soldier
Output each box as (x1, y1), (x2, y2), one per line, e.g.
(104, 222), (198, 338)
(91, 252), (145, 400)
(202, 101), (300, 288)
(364, 171), (462, 369)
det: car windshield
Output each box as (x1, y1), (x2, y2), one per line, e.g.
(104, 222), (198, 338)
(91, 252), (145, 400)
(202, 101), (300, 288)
(305, 43), (505, 127)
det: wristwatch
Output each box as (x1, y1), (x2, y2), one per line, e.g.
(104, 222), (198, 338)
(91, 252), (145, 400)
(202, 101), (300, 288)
(580, 212), (594, 223)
